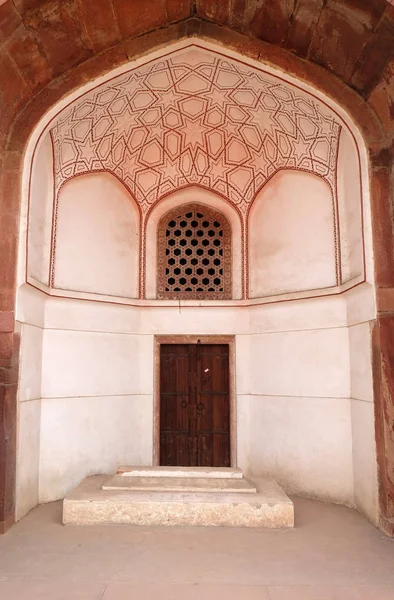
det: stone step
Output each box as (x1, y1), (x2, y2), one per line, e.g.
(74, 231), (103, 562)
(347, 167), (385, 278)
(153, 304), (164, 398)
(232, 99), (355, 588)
(116, 466), (243, 479)
(103, 475), (257, 493)
(63, 475), (294, 528)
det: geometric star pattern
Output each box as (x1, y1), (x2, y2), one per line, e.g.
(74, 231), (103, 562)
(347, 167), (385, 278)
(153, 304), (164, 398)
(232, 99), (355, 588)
(51, 45), (341, 217)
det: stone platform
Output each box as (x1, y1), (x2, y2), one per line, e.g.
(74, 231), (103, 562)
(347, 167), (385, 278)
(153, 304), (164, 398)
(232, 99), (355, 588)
(63, 467), (294, 528)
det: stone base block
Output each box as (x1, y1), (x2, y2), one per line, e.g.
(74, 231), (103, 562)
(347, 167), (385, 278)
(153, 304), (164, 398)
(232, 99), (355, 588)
(63, 474), (294, 528)
(103, 474), (257, 493)
(117, 466), (243, 479)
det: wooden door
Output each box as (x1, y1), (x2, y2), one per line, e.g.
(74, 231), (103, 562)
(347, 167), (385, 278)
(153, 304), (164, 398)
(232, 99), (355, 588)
(160, 344), (230, 467)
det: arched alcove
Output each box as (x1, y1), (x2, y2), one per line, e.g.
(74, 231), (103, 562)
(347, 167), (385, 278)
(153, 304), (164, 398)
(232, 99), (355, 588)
(157, 202), (232, 300)
(249, 170), (337, 298)
(53, 172), (140, 298)
(145, 187), (243, 300)
(14, 39), (378, 529)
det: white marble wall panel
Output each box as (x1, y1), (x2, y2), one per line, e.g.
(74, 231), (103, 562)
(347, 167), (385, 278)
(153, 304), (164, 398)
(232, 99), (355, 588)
(249, 171), (336, 297)
(41, 330), (154, 398)
(351, 399), (378, 524)
(18, 323), (43, 402)
(140, 305), (249, 335)
(54, 173), (140, 298)
(346, 283), (376, 326)
(249, 295), (347, 334)
(45, 296), (141, 334)
(14, 283), (377, 517)
(237, 394), (354, 506)
(235, 334), (251, 395)
(349, 322), (373, 403)
(39, 395), (153, 502)
(249, 328), (350, 398)
(27, 134), (54, 285)
(337, 128), (364, 283)
(16, 399), (41, 520)
(15, 284), (46, 327)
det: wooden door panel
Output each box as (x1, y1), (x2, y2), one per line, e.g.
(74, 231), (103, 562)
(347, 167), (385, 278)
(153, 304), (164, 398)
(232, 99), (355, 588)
(197, 394), (230, 433)
(160, 345), (191, 465)
(160, 345), (189, 433)
(160, 346), (189, 393)
(198, 346), (229, 393)
(160, 394), (189, 432)
(198, 433), (230, 468)
(160, 343), (230, 467)
(160, 432), (190, 467)
(198, 433), (212, 467)
(196, 344), (230, 467)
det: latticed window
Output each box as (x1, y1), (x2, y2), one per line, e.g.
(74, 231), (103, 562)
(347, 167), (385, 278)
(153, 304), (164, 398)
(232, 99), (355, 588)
(157, 203), (232, 300)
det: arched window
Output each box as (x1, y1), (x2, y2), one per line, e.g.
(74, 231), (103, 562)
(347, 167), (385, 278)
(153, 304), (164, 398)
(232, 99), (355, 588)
(157, 203), (232, 299)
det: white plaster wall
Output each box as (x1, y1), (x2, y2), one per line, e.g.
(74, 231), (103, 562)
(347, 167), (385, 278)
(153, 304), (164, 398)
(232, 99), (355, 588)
(248, 327), (350, 398)
(349, 322), (373, 404)
(27, 134), (54, 285)
(41, 329), (153, 399)
(249, 294), (347, 333)
(346, 282), (375, 327)
(39, 395), (152, 502)
(349, 322), (378, 524)
(18, 323), (43, 402)
(235, 320), (354, 506)
(237, 395), (354, 505)
(36, 294), (356, 506)
(249, 171), (337, 298)
(17, 216), (377, 518)
(351, 399), (378, 523)
(15, 283), (46, 327)
(15, 285), (376, 514)
(344, 284), (377, 523)
(39, 299), (247, 502)
(39, 298), (249, 502)
(15, 285), (46, 520)
(337, 128), (364, 283)
(16, 289), (375, 512)
(21, 283), (374, 514)
(17, 399), (41, 520)
(139, 305), (249, 335)
(45, 295), (141, 334)
(39, 312), (155, 501)
(54, 172), (140, 298)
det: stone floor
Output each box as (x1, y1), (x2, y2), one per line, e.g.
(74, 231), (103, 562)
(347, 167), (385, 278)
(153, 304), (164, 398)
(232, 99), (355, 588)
(0, 497), (394, 599)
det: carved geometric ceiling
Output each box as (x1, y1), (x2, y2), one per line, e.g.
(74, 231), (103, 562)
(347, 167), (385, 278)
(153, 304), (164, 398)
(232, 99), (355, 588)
(51, 45), (341, 215)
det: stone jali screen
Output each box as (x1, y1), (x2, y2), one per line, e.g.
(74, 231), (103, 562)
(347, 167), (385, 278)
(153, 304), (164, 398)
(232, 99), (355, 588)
(157, 203), (232, 299)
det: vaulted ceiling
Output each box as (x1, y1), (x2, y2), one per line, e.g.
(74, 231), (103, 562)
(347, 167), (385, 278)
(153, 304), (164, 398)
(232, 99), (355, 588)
(51, 45), (341, 211)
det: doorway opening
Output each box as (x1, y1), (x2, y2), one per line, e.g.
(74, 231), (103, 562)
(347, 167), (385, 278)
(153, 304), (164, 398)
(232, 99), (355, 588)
(154, 336), (236, 468)
(160, 343), (230, 467)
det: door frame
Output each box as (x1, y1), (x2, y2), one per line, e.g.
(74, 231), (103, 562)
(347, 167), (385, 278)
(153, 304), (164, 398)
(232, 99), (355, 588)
(153, 335), (237, 467)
